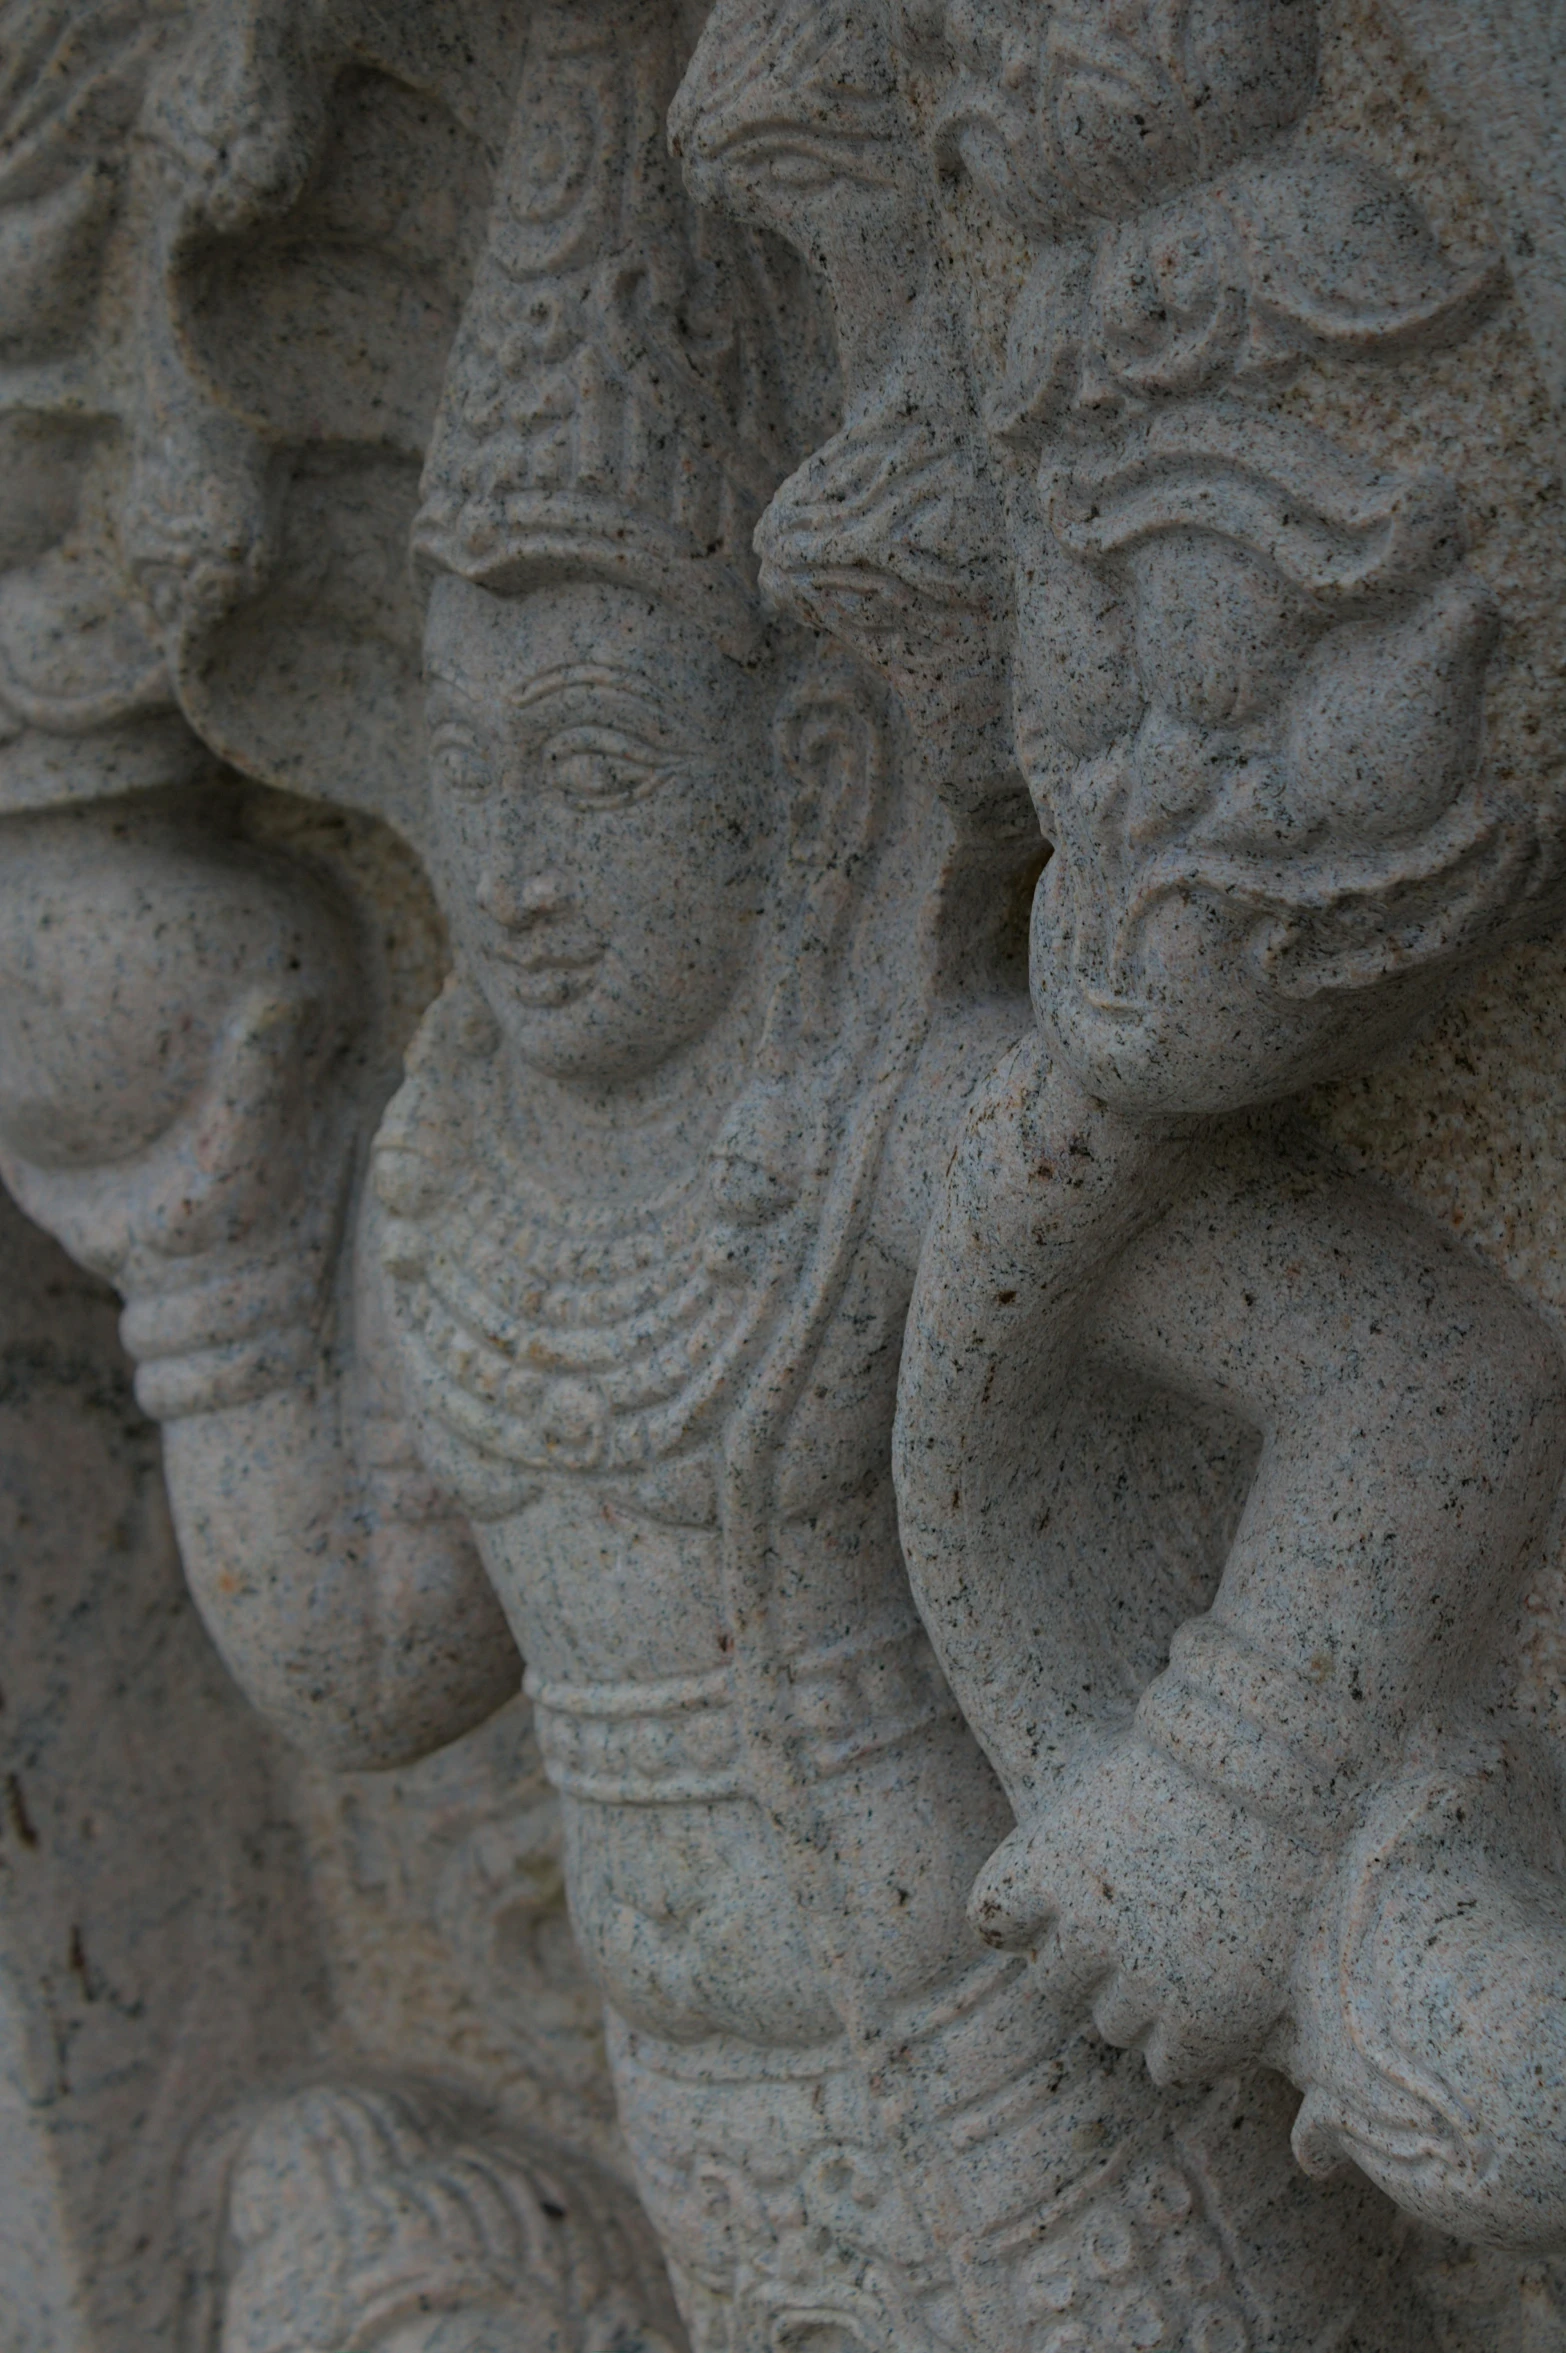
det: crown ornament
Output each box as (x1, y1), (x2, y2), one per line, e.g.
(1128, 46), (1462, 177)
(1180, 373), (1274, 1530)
(414, 0), (830, 660)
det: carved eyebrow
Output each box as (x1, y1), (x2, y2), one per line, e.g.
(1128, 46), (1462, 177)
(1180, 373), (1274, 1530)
(502, 665), (706, 760)
(427, 661), (695, 745)
(505, 662), (670, 714)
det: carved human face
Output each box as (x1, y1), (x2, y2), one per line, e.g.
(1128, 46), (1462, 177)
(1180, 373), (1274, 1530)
(424, 578), (774, 1083)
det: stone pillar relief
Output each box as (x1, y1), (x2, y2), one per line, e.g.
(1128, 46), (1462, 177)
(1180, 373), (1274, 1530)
(0, 1), (1565, 2350)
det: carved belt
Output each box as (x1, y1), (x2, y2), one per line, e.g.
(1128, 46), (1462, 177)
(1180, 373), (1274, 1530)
(527, 1619), (960, 1806)
(612, 1956), (1236, 2261)
(527, 1663), (744, 1804)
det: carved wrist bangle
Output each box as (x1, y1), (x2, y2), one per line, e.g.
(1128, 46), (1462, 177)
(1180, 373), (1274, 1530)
(1134, 1618), (1382, 1852)
(119, 1251), (327, 1365)
(131, 1319), (320, 1421)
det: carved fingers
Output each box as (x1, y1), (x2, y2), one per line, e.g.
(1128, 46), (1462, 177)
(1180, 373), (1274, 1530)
(968, 1731), (1319, 2086)
(0, 813), (364, 1411)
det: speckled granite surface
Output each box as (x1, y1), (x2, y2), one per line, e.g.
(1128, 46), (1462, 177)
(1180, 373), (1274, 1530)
(1, 3), (1565, 2347)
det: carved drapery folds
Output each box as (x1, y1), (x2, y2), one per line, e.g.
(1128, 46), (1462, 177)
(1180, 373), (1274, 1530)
(2, 0), (1566, 2349)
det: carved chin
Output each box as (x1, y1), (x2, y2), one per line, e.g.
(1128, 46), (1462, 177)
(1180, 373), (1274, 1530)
(465, 964), (611, 1074)
(1048, 984), (1196, 1116)
(475, 962), (712, 1082)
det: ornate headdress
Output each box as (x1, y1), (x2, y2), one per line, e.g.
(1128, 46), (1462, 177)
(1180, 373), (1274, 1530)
(413, 0), (833, 661)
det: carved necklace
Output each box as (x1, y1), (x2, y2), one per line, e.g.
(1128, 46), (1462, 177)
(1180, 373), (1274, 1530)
(375, 977), (798, 1514)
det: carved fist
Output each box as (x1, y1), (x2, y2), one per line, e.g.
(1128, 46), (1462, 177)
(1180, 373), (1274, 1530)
(1288, 1721), (1566, 2251)
(0, 805), (362, 1410)
(968, 1731), (1319, 2084)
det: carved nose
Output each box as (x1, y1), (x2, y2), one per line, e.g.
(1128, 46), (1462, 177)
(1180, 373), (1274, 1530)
(476, 870), (566, 930)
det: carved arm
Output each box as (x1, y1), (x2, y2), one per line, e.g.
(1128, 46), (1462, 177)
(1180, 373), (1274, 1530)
(894, 1026), (1566, 2243)
(1098, 1129), (1566, 1837)
(0, 805), (519, 1767)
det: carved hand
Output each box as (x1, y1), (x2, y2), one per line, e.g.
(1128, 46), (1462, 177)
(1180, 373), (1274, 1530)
(0, 808), (362, 1415)
(0, 808), (516, 1768)
(967, 1727), (1319, 2084)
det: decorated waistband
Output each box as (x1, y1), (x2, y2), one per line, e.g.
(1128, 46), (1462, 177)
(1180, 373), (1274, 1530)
(526, 1617), (961, 1806)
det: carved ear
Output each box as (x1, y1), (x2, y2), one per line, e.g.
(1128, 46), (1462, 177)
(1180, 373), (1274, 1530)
(708, 652), (890, 1222)
(772, 646), (888, 880)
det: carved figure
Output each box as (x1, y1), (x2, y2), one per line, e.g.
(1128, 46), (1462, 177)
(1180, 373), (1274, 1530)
(3, 0), (1566, 2347)
(0, 3), (1445, 2349)
(0, 2), (658, 2341)
(885, 0), (1566, 2263)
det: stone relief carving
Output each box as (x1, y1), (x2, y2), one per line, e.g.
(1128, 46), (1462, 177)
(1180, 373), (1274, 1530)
(2, 0), (1566, 2348)
(878, 0), (1566, 2263)
(325, 1694), (615, 2114)
(220, 2079), (682, 2353)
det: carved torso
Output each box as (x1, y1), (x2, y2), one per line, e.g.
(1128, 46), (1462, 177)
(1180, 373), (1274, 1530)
(370, 976), (1008, 2047)
(4, 0), (1566, 2348)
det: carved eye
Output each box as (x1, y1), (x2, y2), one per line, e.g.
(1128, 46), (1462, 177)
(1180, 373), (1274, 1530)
(431, 730), (491, 796)
(542, 727), (673, 808)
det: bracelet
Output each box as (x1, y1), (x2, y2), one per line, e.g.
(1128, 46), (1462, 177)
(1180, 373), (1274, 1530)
(120, 1250), (326, 1364)
(1134, 1617), (1385, 1852)
(133, 1319), (320, 1419)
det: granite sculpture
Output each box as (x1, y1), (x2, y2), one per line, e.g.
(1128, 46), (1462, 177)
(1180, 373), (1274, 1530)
(1, 0), (1566, 2348)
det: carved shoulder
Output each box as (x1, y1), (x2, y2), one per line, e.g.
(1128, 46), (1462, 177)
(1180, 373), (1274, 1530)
(874, 992), (1035, 1275)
